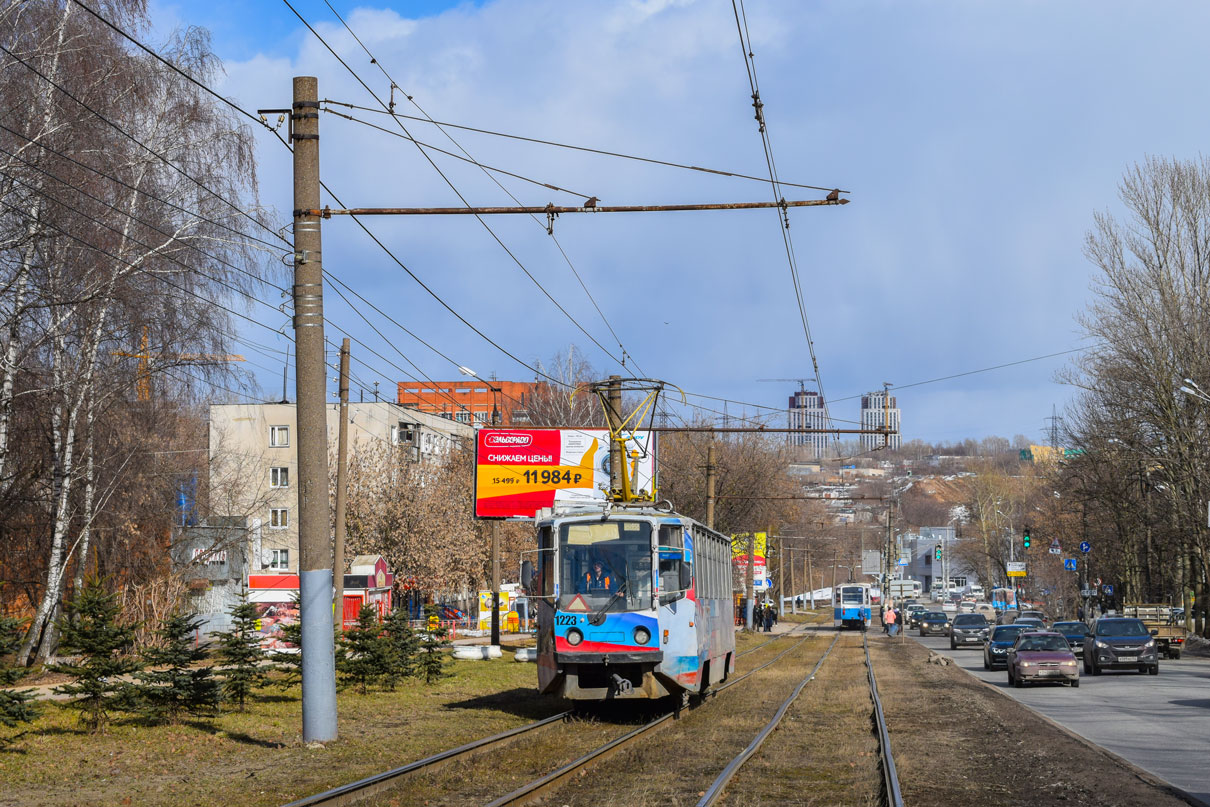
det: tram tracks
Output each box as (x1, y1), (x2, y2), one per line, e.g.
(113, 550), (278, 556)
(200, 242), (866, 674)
(699, 632), (903, 807)
(280, 625), (814, 807)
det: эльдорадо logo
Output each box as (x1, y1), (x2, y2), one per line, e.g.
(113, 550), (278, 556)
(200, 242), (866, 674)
(484, 432), (533, 448)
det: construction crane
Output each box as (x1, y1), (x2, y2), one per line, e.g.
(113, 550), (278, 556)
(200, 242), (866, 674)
(113, 326), (245, 401)
(756, 377), (817, 392)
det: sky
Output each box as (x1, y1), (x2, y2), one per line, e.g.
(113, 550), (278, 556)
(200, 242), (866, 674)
(146, 0), (1210, 444)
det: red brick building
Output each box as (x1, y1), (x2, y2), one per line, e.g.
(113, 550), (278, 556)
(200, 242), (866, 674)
(396, 380), (542, 426)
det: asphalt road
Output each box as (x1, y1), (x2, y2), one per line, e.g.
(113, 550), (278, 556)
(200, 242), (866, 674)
(909, 630), (1210, 804)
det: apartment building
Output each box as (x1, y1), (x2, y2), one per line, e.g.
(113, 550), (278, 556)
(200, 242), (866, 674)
(788, 389), (829, 458)
(208, 401), (474, 574)
(859, 391), (902, 451)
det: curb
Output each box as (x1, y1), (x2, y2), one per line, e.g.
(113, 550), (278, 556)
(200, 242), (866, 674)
(915, 642), (1210, 807)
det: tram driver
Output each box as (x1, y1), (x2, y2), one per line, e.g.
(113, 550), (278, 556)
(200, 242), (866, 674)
(581, 557), (620, 594)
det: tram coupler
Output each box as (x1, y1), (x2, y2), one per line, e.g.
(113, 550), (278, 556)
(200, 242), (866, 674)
(610, 674), (634, 696)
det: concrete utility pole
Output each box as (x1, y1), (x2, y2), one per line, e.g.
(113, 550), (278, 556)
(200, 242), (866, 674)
(777, 536), (785, 618)
(606, 374), (623, 498)
(789, 546), (797, 615)
(333, 338), (350, 630)
(490, 521), (501, 648)
(740, 537), (750, 629)
(292, 75), (337, 743)
(807, 551), (815, 609)
(705, 443), (716, 530)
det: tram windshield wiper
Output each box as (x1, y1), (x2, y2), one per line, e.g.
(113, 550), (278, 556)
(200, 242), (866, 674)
(587, 580), (627, 626)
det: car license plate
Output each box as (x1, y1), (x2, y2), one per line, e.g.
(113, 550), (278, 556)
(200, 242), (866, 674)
(1118, 656), (1137, 662)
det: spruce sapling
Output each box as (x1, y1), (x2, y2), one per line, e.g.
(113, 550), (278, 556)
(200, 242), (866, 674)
(416, 604), (451, 685)
(0, 617), (37, 735)
(135, 612), (219, 724)
(211, 592), (268, 711)
(381, 606), (419, 689)
(337, 604), (389, 694)
(50, 579), (140, 734)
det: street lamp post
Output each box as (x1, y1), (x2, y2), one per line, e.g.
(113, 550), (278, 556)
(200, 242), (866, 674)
(461, 366), (503, 647)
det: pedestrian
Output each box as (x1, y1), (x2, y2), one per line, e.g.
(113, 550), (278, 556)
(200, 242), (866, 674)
(886, 604), (899, 637)
(762, 604), (773, 632)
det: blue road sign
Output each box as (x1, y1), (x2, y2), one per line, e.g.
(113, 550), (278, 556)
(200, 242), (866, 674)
(1064, 558), (1077, 571)
(1079, 541), (1092, 553)
(1102, 584), (1114, 596)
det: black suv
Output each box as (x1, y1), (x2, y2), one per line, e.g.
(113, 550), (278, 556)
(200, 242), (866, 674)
(1083, 617), (1159, 675)
(950, 613), (990, 649)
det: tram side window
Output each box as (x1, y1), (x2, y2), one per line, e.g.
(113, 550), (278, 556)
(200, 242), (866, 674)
(536, 526), (554, 597)
(658, 525), (686, 606)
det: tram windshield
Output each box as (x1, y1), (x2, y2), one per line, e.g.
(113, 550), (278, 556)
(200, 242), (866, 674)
(558, 520), (653, 613)
(840, 587), (866, 604)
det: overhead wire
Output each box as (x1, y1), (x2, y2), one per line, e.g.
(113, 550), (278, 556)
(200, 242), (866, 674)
(727, 0), (840, 455)
(0, 41), (289, 250)
(322, 99), (846, 194)
(281, 0), (630, 375)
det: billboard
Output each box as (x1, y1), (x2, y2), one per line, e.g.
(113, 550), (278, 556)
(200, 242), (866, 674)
(474, 428), (655, 519)
(732, 532), (769, 589)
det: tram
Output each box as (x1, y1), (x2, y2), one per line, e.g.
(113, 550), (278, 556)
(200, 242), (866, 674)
(526, 505), (736, 701)
(834, 583), (872, 630)
(991, 587), (1017, 612)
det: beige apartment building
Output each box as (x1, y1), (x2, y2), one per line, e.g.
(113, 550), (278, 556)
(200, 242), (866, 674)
(208, 402), (474, 574)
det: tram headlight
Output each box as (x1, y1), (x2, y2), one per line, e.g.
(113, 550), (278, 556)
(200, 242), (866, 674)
(634, 627), (651, 645)
(566, 628), (583, 647)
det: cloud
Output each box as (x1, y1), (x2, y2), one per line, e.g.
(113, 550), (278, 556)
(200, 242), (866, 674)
(177, 0), (1210, 441)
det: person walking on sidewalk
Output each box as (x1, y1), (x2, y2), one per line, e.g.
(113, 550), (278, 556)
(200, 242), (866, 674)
(886, 604), (899, 637)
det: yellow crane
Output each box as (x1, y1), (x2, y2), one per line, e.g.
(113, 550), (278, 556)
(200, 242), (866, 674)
(112, 326), (245, 401)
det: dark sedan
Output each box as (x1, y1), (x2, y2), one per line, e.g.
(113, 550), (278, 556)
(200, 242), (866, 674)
(983, 624), (1031, 670)
(1051, 621), (1089, 653)
(950, 613), (990, 649)
(904, 606), (927, 629)
(1083, 617), (1159, 675)
(919, 611), (950, 636)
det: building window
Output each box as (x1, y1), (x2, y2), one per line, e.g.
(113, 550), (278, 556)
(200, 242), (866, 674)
(391, 422), (416, 445)
(455, 411), (471, 424)
(270, 549), (289, 570)
(473, 411), (489, 424)
(270, 467), (289, 488)
(270, 508), (289, 529)
(269, 425), (289, 447)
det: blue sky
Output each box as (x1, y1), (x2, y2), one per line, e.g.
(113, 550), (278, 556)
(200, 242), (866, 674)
(148, 0), (1210, 444)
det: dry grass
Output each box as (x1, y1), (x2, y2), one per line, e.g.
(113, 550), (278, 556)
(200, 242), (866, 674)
(0, 650), (560, 807)
(868, 636), (1190, 807)
(721, 633), (880, 807)
(529, 632), (835, 807)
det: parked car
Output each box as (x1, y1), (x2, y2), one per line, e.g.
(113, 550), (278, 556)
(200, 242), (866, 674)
(1051, 621), (1089, 654)
(1083, 617), (1160, 676)
(1007, 631), (1080, 687)
(950, 613), (991, 649)
(984, 624), (1031, 670)
(919, 611), (951, 636)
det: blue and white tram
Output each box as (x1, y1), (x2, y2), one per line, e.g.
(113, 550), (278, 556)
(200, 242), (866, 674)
(528, 506), (736, 701)
(834, 584), (872, 630)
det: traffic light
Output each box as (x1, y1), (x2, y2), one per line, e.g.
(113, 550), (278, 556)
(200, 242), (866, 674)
(1023, 527), (1031, 550)
(934, 544), (942, 561)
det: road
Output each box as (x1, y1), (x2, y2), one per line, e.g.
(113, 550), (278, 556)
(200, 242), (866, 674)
(910, 630), (1210, 804)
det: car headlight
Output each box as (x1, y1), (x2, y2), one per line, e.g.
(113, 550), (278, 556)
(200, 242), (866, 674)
(1061, 661), (1077, 666)
(1095, 640), (1109, 649)
(566, 628), (583, 646)
(1020, 661), (1033, 667)
(634, 626), (651, 645)
(1144, 639), (1156, 649)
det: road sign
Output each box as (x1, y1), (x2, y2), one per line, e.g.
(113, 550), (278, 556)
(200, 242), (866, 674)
(1081, 589), (1097, 597)
(1049, 538), (1061, 555)
(1079, 541), (1091, 553)
(1007, 561), (1026, 578)
(1064, 558), (1077, 571)
(1102, 584), (1114, 596)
